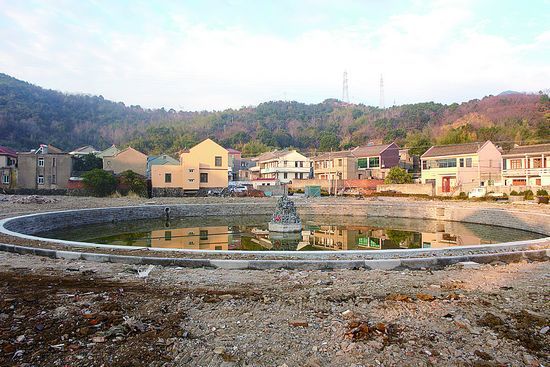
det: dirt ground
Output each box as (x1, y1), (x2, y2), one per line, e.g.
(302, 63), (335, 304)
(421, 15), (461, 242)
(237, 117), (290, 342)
(0, 196), (549, 366)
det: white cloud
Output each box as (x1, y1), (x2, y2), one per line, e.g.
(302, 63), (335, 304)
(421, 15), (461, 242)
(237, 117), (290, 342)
(0, 0), (548, 110)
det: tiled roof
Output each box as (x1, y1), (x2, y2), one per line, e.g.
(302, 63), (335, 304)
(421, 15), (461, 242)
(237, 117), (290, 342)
(312, 150), (355, 161)
(352, 143), (396, 157)
(421, 142), (488, 158)
(503, 143), (550, 156)
(226, 148), (241, 154)
(0, 145), (17, 157)
(253, 149), (292, 162)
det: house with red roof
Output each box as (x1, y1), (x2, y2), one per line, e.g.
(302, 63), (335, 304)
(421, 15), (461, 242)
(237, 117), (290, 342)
(0, 145), (17, 189)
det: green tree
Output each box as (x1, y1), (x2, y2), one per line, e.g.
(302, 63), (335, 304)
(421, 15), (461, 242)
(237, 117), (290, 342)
(319, 132), (340, 151)
(405, 132), (433, 156)
(73, 153), (103, 172)
(384, 167), (413, 184)
(82, 169), (117, 197)
(119, 170), (147, 197)
(241, 141), (270, 157)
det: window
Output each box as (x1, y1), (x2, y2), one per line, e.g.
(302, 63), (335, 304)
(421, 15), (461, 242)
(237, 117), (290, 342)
(465, 158), (472, 168)
(422, 160), (429, 170)
(295, 161), (298, 167)
(200, 173), (208, 183)
(300, 161), (304, 167)
(37, 175), (44, 184)
(368, 157), (380, 168)
(189, 169), (194, 173)
(164, 231), (172, 241)
(2, 174), (9, 184)
(215, 156), (222, 167)
(284, 172), (288, 179)
(38, 157), (44, 167)
(283, 161), (288, 167)
(165, 173), (172, 183)
(459, 158), (464, 167)
(51, 174), (56, 184)
(52, 157), (56, 167)
(338, 159), (343, 167)
(200, 230), (208, 240)
(188, 179), (194, 182)
(533, 158), (542, 168)
(510, 159), (522, 169)
(358, 158), (368, 169)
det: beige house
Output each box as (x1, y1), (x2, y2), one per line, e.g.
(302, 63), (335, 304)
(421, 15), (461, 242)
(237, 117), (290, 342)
(97, 145), (120, 159)
(501, 143), (550, 186)
(103, 147), (148, 176)
(17, 144), (72, 189)
(312, 150), (357, 180)
(250, 149), (310, 184)
(0, 145), (18, 190)
(421, 141), (502, 195)
(151, 138), (228, 195)
(149, 226), (229, 250)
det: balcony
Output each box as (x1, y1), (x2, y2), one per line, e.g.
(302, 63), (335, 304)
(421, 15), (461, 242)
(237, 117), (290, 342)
(261, 166), (310, 174)
(502, 168), (550, 177)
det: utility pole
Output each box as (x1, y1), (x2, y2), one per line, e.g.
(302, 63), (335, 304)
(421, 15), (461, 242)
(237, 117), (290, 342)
(342, 71), (349, 103)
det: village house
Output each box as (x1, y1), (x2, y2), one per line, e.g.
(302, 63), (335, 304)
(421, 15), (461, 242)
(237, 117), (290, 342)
(312, 150), (357, 180)
(151, 138), (228, 196)
(0, 145), (17, 190)
(69, 145), (100, 158)
(16, 144), (72, 190)
(420, 141), (502, 195)
(250, 149), (310, 184)
(146, 154), (179, 179)
(501, 143), (550, 187)
(353, 142), (401, 180)
(102, 147), (148, 176)
(96, 144), (121, 159)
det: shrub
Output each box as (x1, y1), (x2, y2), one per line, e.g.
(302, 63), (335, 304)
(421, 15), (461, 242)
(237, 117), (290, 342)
(523, 190), (534, 200)
(510, 190), (520, 196)
(457, 192), (468, 199)
(118, 170), (147, 197)
(536, 189), (548, 196)
(82, 169), (117, 197)
(384, 167), (413, 184)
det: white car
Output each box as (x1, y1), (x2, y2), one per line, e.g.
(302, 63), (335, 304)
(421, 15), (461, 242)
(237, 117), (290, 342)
(468, 187), (486, 198)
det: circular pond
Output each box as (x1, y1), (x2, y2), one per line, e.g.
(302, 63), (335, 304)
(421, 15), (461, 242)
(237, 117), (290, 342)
(36, 214), (546, 252)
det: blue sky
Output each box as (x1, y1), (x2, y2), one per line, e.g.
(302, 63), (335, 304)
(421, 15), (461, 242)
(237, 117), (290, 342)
(0, 0), (549, 110)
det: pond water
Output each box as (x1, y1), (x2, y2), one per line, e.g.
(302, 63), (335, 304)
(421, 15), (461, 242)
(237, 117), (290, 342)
(37, 215), (546, 251)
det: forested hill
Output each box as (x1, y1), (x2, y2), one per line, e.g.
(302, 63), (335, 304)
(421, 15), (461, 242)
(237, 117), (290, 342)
(1, 72), (548, 156)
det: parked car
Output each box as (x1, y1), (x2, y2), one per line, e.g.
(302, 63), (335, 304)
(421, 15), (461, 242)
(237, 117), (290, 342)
(468, 187), (486, 198)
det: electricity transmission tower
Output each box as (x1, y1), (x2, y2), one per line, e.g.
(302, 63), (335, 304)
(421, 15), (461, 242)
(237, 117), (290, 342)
(379, 74), (385, 109)
(342, 71), (349, 103)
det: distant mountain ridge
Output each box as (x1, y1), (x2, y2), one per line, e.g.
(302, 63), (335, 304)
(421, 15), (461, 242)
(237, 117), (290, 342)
(0, 73), (548, 156)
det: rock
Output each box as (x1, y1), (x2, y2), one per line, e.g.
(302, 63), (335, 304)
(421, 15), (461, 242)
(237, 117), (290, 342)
(16, 335), (25, 343)
(92, 336), (105, 343)
(478, 312), (505, 327)
(289, 320), (308, 327)
(539, 326), (549, 334)
(386, 294), (413, 302)
(341, 310), (354, 319)
(219, 294), (234, 301)
(214, 346), (225, 354)
(474, 350), (492, 360)
(456, 261), (481, 269)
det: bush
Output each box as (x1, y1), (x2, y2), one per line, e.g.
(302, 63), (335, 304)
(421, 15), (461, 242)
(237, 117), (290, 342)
(510, 190), (520, 196)
(457, 192), (468, 199)
(73, 153), (103, 172)
(523, 190), (534, 200)
(82, 169), (117, 197)
(536, 189), (548, 196)
(118, 170), (147, 197)
(384, 167), (413, 184)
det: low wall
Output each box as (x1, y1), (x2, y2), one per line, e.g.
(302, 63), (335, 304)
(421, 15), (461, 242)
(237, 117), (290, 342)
(1, 188), (68, 196)
(152, 188), (188, 197)
(377, 183), (434, 196)
(289, 179), (383, 191)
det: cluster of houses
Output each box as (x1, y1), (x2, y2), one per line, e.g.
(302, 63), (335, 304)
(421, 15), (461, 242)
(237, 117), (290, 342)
(1, 138), (549, 196)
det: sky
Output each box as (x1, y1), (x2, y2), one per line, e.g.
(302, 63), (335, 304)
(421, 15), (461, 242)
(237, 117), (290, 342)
(0, 0), (549, 110)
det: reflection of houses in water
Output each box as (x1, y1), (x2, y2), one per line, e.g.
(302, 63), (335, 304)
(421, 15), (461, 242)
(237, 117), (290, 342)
(309, 225), (423, 250)
(150, 226), (230, 250)
(420, 222), (490, 248)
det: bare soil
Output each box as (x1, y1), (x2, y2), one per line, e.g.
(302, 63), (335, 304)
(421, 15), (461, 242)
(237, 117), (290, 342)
(0, 196), (549, 366)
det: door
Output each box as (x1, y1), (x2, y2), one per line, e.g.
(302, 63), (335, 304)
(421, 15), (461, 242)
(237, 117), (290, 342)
(442, 176), (451, 193)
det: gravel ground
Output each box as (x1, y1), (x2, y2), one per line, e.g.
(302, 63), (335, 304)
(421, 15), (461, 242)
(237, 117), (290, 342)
(0, 195), (549, 366)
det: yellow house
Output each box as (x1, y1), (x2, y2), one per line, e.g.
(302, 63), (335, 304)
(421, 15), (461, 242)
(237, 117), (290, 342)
(151, 138), (228, 195)
(312, 150), (357, 180)
(103, 147), (148, 176)
(421, 141), (502, 195)
(149, 226), (230, 250)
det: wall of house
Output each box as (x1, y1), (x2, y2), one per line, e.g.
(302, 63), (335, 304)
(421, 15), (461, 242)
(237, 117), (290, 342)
(185, 140), (229, 189)
(103, 148), (148, 176)
(16, 154), (72, 189)
(380, 143), (400, 169)
(376, 183), (434, 196)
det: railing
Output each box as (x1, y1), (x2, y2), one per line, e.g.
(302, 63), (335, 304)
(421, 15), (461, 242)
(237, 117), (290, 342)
(261, 166), (310, 174)
(502, 168), (550, 176)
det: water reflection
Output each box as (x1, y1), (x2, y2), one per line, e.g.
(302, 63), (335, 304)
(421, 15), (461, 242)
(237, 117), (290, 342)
(39, 215), (546, 251)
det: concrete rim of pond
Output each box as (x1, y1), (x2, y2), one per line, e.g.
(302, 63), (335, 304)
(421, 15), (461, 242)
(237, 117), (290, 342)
(1, 202), (549, 269)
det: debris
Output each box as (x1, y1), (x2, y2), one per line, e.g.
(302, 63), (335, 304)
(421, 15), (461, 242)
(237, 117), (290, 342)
(456, 261), (481, 269)
(341, 310), (354, 319)
(474, 350), (493, 360)
(137, 265), (155, 278)
(214, 346), (226, 354)
(123, 316), (147, 332)
(92, 336), (106, 343)
(289, 320), (309, 327)
(386, 294), (413, 302)
(416, 293), (436, 301)
(540, 326), (549, 335)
